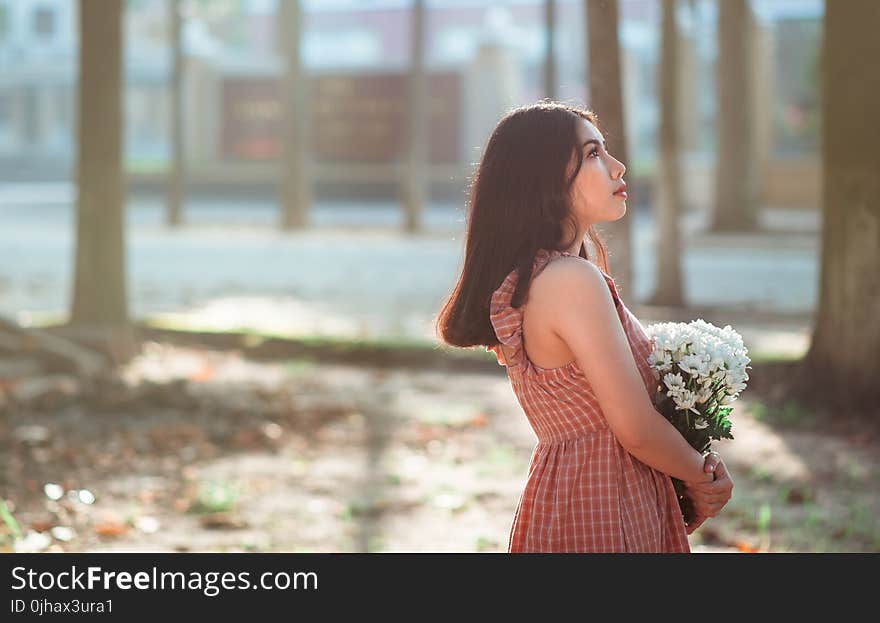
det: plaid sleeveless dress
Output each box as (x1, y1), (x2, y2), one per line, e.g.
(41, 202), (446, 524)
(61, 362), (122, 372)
(488, 248), (690, 553)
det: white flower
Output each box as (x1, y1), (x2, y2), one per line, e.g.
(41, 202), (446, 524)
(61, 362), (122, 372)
(728, 380), (747, 395)
(647, 319), (750, 406)
(724, 369), (745, 385)
(678, 353), (709, 377)
(712, 368), (728, 382)
(648, 349), (673, 371)
(694, 416), (710, 430)
(647, 323), (692, 355)
(663, 372), (685, 394)
(695, 386), (714, 404)
(673, 389), (701, 415)
(704, 344), (727, 368)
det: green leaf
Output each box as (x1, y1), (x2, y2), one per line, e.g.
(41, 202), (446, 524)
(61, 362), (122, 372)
(0, 499), (22, 540)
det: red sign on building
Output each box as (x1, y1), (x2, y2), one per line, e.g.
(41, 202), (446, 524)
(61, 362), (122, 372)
(220, 71), (460, 164)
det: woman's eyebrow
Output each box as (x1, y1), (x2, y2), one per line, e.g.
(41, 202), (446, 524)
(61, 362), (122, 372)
(583, 139), (607, 149)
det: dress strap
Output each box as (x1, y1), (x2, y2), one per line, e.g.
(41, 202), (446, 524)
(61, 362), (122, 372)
(600, 269), (623, 309)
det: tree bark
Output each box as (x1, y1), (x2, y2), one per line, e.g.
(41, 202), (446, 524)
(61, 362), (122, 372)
(586, 0), (633, 292)
(71, 0), (134, 363)
(166, 0), (184, 227)
(711, 0), (758, 232)
(402, 0), (427, 233)
(73, 0), (126, 326)
(279, 0), (311, 230)
(799, 1), (880, 411)
(543, 0), (557, 100)
(648, 0), (685, 306)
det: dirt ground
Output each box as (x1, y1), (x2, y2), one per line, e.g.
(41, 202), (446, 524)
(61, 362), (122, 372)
(2, 341), (878, 553)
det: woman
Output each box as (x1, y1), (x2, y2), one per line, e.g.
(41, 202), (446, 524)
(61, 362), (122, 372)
(435, 101), (733, 552)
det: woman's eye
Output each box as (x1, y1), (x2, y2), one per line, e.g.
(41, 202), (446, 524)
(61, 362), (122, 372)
(588, 149), (599, 158)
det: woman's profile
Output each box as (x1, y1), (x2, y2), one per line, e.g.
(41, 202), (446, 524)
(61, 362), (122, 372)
(435, 101), (733, 553)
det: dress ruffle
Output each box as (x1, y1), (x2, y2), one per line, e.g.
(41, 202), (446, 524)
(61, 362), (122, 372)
(488, 289), (524, 367)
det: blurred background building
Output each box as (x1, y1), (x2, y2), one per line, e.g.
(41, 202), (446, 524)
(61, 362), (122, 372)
(0, 0), (822, 206)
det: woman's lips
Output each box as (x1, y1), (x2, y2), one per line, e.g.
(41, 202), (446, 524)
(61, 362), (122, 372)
(613, 191), (627, 199)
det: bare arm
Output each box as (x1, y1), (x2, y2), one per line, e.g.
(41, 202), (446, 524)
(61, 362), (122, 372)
(537, 258), (708, 484)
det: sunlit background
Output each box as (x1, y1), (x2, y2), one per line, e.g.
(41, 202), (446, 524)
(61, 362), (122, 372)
(1, 0), (822, 332)
(2, 0), (876, 555)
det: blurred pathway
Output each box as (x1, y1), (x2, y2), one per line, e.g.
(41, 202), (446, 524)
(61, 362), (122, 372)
(3, 192), (817, 356)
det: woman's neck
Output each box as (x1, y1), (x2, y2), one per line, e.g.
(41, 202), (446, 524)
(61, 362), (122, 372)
(563, 230), (588, 256)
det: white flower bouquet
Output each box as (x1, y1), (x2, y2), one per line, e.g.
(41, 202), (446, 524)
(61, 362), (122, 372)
(644, 319), (750, 524)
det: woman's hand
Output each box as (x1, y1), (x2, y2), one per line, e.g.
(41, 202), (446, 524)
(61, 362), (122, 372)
(683, 451), (734, 532)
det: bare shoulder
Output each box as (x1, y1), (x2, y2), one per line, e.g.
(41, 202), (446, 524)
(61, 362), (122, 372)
(531, 255), (611, 308)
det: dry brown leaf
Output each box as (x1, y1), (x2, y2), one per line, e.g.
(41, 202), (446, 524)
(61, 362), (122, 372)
(233, 429), (260, 447)
(30, 519), (54, 533)
(94, 522), (129, 537)
(416, 423), (444, 443)
(469, 413), (489, 427)
(190, 365), (215, 383)
(200, 513), (247, 530)
(735, 540), (760, 553)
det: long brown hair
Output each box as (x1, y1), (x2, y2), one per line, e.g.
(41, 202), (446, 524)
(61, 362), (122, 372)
(435, 101), (611, 349)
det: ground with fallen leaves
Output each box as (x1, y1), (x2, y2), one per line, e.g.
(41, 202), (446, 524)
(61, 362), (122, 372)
(2, 341), (878, 553)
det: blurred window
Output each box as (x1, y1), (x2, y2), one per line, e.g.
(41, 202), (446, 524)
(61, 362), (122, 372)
(34, 6), (56, 39)
(0, 4), (8, 38)
(305, 29), (381, 67)
(0, 94), (7, 119)
(435, 27), (478, 65)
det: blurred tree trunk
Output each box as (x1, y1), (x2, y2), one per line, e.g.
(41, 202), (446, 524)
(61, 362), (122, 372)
(586, 0), (632, 291)
(166, 0), (184, 227)
(71, 0), (134, 362)
(402, 0), (426, 233)
(711, 0), (758, 232)
(279, 0), (311, 230)
(647, 0), (684, 306)
(797, 2), (880, 411)
(543, 0), (556, 100)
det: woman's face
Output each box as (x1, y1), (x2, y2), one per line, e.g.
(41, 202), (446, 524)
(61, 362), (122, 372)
(567, 119), (627, 228)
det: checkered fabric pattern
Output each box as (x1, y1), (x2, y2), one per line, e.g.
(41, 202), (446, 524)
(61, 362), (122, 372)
(488, 248), (690, 553)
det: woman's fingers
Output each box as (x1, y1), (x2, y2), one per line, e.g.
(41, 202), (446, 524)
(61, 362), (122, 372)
(696, 488), (729, 504)
(715, 462), (735, 494)
(685, 485), (730, 518)
(684, 457), (735, 520)
(703, 451), (722, 475)
(688, 470), (734, 497)
(696, 489), (730, 513)
(693, 500), (724, 517)
(696, 495), (728, 508)
(693, 504), (722, 519)
(685, 481), (728, 499)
